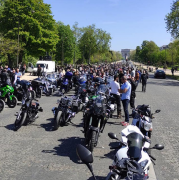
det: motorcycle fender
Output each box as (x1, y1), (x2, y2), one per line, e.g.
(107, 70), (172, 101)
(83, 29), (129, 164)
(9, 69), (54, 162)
(89, 126), (99, 132)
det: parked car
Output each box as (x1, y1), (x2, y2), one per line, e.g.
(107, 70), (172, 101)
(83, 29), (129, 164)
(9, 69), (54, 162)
(154, 70), (166, 79)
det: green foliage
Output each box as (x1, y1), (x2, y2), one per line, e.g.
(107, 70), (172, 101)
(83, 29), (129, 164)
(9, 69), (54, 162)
(165, 0), (179, 39)
(0, 0), (58, 60)
(55, 21), (75, 65)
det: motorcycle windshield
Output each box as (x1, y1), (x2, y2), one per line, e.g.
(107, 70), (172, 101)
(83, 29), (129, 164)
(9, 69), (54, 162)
(126, 133), (144, 159)
(47, 74), (56, 79)
(98, 84), (107, 94)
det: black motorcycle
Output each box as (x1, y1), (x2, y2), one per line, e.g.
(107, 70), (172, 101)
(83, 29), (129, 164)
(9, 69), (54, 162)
(14, 93), (43, 131)
(83, 93), (108, 152)
(14, 80), (36, 101)
(52, 96), (75, 130)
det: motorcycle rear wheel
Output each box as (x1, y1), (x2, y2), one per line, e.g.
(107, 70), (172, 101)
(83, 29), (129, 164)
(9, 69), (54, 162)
(7, 96), (17, 108)
(14, 111), (27, 131)
(89, 131), (97, 152)
(0, 99), (5, 112)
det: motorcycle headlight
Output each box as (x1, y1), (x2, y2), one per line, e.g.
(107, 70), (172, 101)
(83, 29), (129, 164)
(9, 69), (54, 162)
(140, 160), (148, 169)
(143, 121), (152, 131)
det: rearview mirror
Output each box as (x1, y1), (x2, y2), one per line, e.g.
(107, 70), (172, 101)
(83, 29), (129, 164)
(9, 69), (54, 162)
(153, 144), (164, 150)
(108, 132), (118, 140)
(76, 144), (93, 164)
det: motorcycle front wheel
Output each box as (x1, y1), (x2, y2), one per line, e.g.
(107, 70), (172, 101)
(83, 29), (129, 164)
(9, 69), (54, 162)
(14, 111), (27, 131)
(89, 131), (97, 152)
(54, 111), (63, 130)
(7, 96), (17, 108)
(0, 99), (5, 112)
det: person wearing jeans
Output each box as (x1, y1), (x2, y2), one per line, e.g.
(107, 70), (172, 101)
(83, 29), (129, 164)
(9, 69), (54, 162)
(110, 75), (121, 118)
(119, 76), (131, 126)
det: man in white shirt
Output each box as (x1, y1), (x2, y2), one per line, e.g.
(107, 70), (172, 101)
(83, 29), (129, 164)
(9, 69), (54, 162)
(110, 75), (121, 118)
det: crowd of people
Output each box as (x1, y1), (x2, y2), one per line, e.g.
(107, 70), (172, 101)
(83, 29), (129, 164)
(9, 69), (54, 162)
(53, 62), (148, 126)
(0, 61), (149, 126)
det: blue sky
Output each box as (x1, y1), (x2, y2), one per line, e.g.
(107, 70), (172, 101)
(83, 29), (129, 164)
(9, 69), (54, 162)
(43, 0), (173, 51)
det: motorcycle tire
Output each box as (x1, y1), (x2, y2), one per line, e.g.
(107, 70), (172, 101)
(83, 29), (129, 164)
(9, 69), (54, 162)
(7, 96), (17, 108)
(30, 90), (36, 99)
(89, 131), (96, 152)
(14, 111), (27, 131)
(36, 88), (42, 98)
(0, 99), (5, 112)
(54, 111), (62, 130)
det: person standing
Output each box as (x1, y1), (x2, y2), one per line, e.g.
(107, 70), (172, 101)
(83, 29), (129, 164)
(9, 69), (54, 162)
(16, 68), (22, 82)
(110, 75), (121, 118)
(119, 76), (131, 126)
(141, 70), (147, 92)
(11, 69), (17, 86)
(37, 65), (41, 78)
(171, 67), (174, 76)
(128, 77), (137, 109)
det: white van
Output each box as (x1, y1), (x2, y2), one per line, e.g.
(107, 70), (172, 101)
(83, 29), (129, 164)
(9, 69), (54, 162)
(27, 61), (55, 75)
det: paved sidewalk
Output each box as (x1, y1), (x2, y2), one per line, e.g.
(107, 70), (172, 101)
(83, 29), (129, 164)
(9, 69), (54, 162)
(133, 61), (179, 76)
(21, 73), (37, 81)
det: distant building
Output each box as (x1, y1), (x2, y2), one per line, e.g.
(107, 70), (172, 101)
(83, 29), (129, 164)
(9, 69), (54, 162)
(160, 45), (168, 51)
(121, 49), (134, 59)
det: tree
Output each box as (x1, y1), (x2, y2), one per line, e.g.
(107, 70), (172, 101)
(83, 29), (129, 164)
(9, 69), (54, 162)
(55, 22), (76, 65)
(0, 0), (58, 66)
(78, 24), (111, 64)
(165, 0), (179, 39)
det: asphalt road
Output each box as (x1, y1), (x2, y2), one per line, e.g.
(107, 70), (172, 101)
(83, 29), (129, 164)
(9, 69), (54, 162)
(0, 75), (178, 180)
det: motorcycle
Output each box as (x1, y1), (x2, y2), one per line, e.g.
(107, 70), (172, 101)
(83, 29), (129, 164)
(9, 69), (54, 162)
(31, 78), (43, 98)
(132, 104), (161, 138)
(83, 92), (108, 152)
(0, 84), (17, 108)
(107, 125), (164, 179)
(76, 144), (145, 180)
(14, 93), (43, 131)
(14, 80), (36, 101)
(52, 96), (75, 130)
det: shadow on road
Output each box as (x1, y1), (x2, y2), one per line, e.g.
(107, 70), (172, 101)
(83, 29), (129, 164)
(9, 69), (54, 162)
(40, 118), (54, 131)
(87, 176), (105, 180)
(4, 124), (14, 131)
(42, 136), (84, 163)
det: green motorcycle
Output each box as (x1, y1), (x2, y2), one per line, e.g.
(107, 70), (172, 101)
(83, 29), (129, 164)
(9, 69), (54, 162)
(0, 85), (17, 108)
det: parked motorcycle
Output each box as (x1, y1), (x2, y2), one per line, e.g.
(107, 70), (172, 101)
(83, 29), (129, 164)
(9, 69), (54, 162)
(107, 125), (164, 179)
(132, 104), (161, 138)
(52, 96), (75, 130)
(14, 80), (36, 101)
(0, 84), (17, 108)
(14, 93), (43, 131)
(83, 92), (108, 152)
